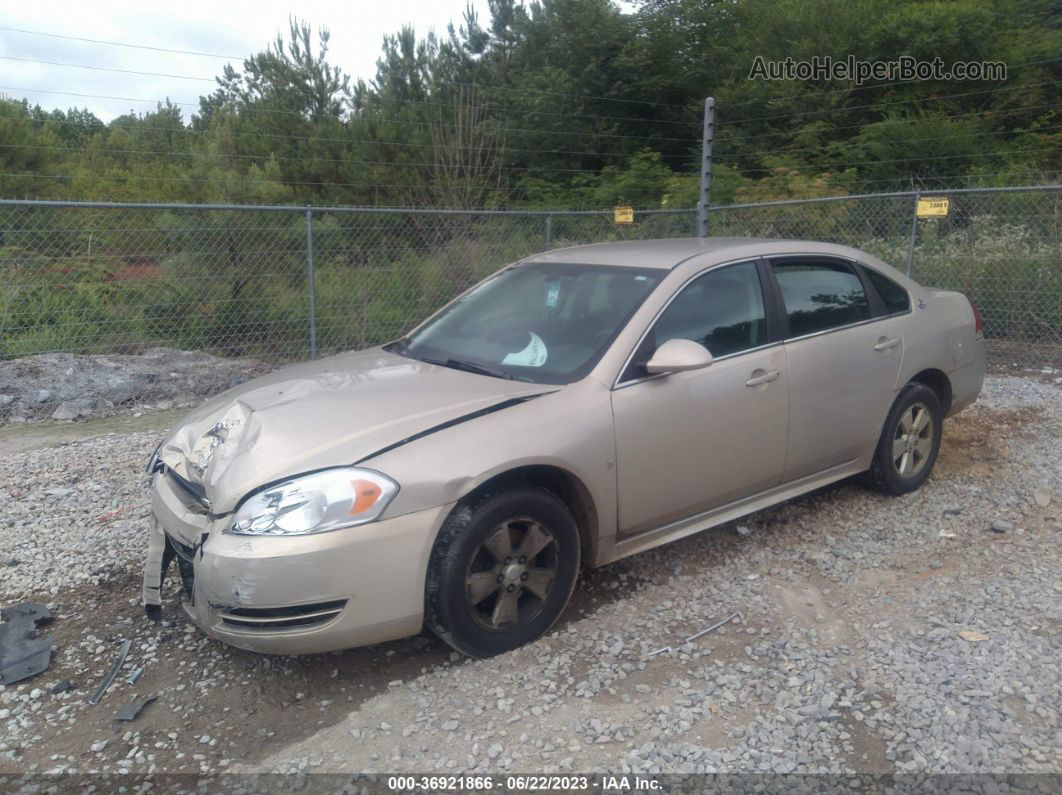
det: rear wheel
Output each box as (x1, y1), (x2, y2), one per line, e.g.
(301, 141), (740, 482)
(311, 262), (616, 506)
(867, 382), (943, 495)
(426, 487), (580, 658)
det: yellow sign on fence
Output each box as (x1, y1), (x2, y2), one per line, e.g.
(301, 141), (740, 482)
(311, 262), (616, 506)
(614, 205), (634, 224)
(916, 197), (950, 218)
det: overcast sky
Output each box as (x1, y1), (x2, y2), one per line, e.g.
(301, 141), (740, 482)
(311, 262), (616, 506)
(0, 0), (490, 121)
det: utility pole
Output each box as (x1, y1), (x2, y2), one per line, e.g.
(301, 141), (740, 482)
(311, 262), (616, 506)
(697, 96), (715, 238)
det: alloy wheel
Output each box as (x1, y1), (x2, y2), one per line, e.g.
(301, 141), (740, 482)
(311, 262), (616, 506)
(464, 518), (559, 631)
(892, 401), (935, 478)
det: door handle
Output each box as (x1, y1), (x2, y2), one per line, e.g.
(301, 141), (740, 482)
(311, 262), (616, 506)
(745, 369), (780, 387)
(874, 337), (901, 351)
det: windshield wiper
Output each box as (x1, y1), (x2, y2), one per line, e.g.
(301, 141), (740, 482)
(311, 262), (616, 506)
(420, 357), (515, 380)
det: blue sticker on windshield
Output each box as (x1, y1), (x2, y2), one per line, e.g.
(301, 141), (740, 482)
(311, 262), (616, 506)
(546, 283), (560, 307)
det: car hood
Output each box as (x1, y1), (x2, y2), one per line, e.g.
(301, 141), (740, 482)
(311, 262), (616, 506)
(157, 348), (553, 513)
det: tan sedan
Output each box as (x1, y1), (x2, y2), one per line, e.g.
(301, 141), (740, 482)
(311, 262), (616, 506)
(143, 238), (985, 657)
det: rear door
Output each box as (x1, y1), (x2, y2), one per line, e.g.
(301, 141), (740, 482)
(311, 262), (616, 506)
(767, 256), (904, 482)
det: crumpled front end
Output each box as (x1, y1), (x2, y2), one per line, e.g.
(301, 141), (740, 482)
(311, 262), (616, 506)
(143, 470), (451, 654)
(140, 347), (555, 652)
(149, 348), (550, 514)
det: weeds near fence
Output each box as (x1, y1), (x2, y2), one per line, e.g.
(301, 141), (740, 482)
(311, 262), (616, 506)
(1, 187), (1059, 372)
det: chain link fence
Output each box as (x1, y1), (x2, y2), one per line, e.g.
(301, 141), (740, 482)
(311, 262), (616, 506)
(710, 185), (1062, 374)
(0, 186), (1058, 422)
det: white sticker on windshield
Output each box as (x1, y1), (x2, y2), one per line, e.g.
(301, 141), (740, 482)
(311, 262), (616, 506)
(501, 331), (548, 367)
(546, 282), (560, 308)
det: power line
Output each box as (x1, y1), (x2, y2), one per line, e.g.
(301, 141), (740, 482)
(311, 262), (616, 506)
(721, 56), (1062, 109)
(0, 115), (695, 164)
(440, 80), (693, 111)
(0, 117), (693, 161)
(350, 93), (696, 127)
(0, 27), (694, 111)
(0, 56), (216, 83)
(713, 123), (1062, 161)
(0, 70), (698, 130)
(0, 85), (704, 143)
(721, 80), (1062, 125)
(7, 148), (1053, 195)
(716, 102), (1062, 144)
(0, 170), (605, 193)
(0, 142), (643, 176)
(836, 170), (1060, 188)
(730, 146), (1062, 177)
(13, 120), (1053, 173)
(7, 24), (1061, 118)
(0, 26), (244, 60)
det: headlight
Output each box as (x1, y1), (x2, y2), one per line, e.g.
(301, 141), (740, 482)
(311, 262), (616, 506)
(228, 468), (399, 536)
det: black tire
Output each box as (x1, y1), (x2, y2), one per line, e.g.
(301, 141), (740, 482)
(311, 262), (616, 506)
(426, 486), (581, 658)
(866, 382), (943, 495)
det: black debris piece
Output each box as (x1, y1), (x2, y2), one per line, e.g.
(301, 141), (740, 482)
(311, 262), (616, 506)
(0, 602), (55, 685)
(88, 638), (132, 705)
(51, 679), (77, 695)
(115, 695), (157, 722)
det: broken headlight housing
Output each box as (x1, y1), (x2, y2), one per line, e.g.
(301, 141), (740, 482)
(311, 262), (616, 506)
(228, 468), (399, 536)
(146, 441), (164, 474)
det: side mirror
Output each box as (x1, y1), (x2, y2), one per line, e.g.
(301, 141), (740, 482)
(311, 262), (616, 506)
(645, 338), (714, 375)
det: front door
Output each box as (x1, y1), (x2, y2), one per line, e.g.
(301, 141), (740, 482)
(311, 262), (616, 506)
(611, 260), (789, 536)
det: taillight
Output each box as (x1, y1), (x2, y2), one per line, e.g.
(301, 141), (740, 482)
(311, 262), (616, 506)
(967, 296), (983, 335)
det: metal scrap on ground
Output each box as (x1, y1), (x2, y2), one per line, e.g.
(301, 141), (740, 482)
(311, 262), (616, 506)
(88, 638), (132, 705)
(648, 610), (744, 656)
(0, 602), (54, 685)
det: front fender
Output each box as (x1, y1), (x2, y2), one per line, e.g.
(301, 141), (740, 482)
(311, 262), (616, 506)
(362, 379), (618, 563)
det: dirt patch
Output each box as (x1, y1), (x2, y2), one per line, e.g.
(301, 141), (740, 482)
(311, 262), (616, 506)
(775, 579), (856, 648)
(2, 574), (452, 773)
(935, 404), (1043, 478)
(840, 712), (892, 774)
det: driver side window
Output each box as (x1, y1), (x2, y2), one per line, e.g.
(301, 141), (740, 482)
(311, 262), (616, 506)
(621, 261), (767, 382)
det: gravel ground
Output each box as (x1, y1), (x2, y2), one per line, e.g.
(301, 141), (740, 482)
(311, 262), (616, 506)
(0, 375), (1059, 780)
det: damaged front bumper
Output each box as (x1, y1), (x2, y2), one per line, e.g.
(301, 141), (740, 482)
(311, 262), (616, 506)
(142, 471), (450, 654)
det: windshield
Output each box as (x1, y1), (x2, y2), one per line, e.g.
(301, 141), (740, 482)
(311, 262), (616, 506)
(390, 262), (663, 384)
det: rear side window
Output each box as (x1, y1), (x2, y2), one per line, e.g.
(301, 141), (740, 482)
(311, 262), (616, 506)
(772, 260), (870, 337)
(864, 267), (911, 314)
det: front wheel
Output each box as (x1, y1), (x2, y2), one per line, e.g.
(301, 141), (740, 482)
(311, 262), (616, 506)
(425, 487), (581, 658)
(867, 382), (943, 495)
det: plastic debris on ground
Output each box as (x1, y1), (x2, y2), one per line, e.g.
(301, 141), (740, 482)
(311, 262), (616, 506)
(115, 695), (157, 722)
(0, 602), (55, 685)
(88, 638), (132, 705)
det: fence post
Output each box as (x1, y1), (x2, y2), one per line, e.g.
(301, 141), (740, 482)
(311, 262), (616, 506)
(696, 96), (716, 238)
(545, 214), (553, 249)
(905, 191), (920, 277)
(305, 207), (318, 359)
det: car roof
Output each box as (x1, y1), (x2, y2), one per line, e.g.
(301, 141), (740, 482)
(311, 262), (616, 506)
(521, 237), (865, 270)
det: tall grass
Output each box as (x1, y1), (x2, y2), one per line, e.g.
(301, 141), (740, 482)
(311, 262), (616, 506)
(1, 204), (1058, 365)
